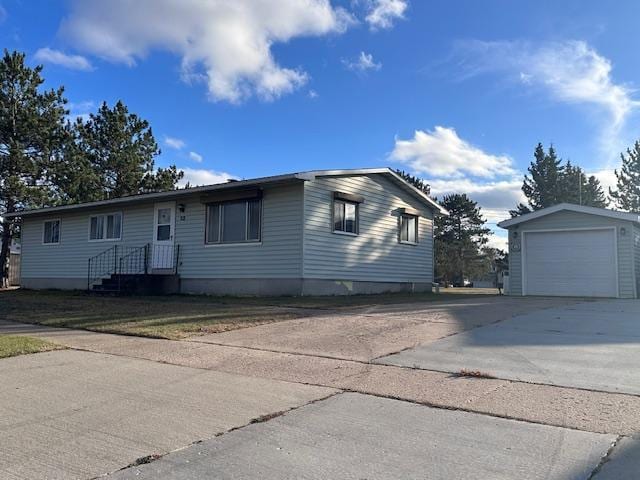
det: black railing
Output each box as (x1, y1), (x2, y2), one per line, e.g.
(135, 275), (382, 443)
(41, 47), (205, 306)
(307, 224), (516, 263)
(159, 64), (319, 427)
(87, 245), (118, 290)
(87, 243), (180, 291)
(149, 244), (180, 274)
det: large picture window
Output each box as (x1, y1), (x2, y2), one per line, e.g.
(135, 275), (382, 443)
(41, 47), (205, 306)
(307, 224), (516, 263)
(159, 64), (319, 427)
(399, 214), (418, 244)
(206, 198), (262, 244)
(89, 213), (122, 241)
(43, 219), (60, 244)
(333, 200), (358, 234)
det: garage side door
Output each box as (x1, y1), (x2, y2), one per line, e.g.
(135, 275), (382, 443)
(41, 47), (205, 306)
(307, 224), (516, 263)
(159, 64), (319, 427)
(523, 229), (618, 298)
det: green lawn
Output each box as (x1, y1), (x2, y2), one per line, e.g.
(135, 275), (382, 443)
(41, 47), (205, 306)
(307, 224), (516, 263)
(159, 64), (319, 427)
(0, 288), (497, 340)
(0, 335), (63, 359)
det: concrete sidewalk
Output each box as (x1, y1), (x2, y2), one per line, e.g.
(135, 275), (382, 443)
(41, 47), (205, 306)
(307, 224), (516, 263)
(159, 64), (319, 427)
(0, 349), (334, 480)
(110, 393), (615, 480)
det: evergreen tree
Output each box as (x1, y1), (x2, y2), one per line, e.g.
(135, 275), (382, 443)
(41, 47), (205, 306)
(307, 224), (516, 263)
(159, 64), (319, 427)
(610, 141), (640, 212)
(435, 194), (491, 284)
(560, 161), (608, 208)
(395, 169), (431, 195)
(516, 143), (564, 214)
(68, 101), (183, 201)
(0, 50), (69, 285)
(511, 143), (608, 216)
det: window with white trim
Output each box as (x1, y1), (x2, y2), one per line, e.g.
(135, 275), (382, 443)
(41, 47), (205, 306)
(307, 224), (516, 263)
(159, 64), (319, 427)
(333, 199), (358, 234)
(206, 198), (262, 244)
(43, 219), (60, 244)
(399, 214), (418, 244)
(89, 213), (122, 241)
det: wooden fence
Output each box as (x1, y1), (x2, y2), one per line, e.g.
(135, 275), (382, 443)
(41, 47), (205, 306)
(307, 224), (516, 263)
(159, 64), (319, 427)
(8, 253), (20, 286)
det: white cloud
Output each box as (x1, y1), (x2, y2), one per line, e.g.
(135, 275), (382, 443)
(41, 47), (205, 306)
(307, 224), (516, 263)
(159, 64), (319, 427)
(163, 136), (185, 150)
(308, 89), (319, 99)
(188, 151), (203, 163)
(0, 5), (7, 23)
(60, 0), (353, 103)
(343, 51), (382, 72)
(485, 232), (508, 251)
(365, 0), (408, 30)
(34, 47), (93, 71)
(390, 126), (515, 179)
(67, 100), (95, 122)
(589, 168), (618, 195)
(178, 168), (236, 187)
(429, 177), (524, 223)
(453, 40), (640, 162)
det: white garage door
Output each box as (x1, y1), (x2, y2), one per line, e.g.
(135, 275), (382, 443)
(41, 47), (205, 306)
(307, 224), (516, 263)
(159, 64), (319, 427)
(523, 229), (618, 297)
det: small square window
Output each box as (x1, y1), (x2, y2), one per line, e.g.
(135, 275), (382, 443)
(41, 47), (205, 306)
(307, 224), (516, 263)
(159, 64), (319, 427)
(43, 220), (60, 244)
(333, 200), (358, 234)
(400, 215), (418, 244)
(89, 213), (122, 241)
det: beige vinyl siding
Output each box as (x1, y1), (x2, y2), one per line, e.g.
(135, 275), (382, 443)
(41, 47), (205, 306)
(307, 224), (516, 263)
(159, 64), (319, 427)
(302, 174), (434, 283)
(20, 203), (154, 280)
(506, 210), (636, 298)
(176, 183), (304, 279)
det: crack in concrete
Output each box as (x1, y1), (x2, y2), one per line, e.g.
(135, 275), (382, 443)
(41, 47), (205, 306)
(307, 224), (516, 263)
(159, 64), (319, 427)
(586, 434), (624, 480)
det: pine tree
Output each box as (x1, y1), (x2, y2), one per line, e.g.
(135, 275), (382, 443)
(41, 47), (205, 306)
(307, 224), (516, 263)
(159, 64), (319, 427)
(395, 169), (431, 194)
(511, 143), (608, 216)
(69, 101), (183, 201)
(0, 50), (69, 285)
(560, 161), (608, 208)
(435, 194), (491, 285)
(610, 141), (640, 212)
(521, 143), (564, 210)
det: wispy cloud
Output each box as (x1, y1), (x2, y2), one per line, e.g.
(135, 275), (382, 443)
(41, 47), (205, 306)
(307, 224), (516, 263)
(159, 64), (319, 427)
(178, 168), (236, 187)
(34, 47), (93, 71)
(188, 151), (203, 163)
(364, 0), (408, 30)
(0, 4), (7, 23)
(342, 51), (382, 73)
(59, 0), (354, 103)
(163, 136), (185, 150)
(452, 39), (640, 163)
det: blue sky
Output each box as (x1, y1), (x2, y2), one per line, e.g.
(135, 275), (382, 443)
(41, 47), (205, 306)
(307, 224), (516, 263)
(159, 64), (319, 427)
(3, 0), (640, 247)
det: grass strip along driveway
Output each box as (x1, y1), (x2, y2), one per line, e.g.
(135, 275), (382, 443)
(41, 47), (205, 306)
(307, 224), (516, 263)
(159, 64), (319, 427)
(0, 289), (489, 340)
(0, 335), (63, 358)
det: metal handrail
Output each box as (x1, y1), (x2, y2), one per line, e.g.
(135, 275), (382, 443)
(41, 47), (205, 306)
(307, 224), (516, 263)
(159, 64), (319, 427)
(87, 244), (150, 290)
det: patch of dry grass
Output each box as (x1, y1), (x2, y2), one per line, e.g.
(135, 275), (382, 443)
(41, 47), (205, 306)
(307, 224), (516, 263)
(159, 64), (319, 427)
(0, 288), (496, 340)
(0, 335), (64, 358)
(0, 290), (304, 340)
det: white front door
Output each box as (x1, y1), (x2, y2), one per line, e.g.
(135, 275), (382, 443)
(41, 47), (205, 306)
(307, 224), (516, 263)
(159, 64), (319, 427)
(152, 202), (175, 269)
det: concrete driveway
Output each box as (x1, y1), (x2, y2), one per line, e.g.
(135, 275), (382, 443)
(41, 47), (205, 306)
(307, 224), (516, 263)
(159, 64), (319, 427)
(2, 295), (639, 479)
(377, 299), (640, 394)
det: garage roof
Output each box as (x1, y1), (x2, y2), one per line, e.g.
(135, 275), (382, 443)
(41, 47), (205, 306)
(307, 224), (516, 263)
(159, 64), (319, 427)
(498, 203), (640, 228)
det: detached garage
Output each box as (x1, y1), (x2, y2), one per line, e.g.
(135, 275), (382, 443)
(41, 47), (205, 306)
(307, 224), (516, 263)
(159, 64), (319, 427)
(499, 204), (640, 299)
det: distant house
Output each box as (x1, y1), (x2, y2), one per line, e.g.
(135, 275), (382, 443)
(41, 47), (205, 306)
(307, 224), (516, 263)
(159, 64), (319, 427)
(6, 168), (448, 296)
(499, 203), (640, 299)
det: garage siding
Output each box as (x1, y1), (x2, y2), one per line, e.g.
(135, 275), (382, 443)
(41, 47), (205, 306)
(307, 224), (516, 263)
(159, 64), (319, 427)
(302, 175), (434, 283)
(507, 210), (636, 298)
